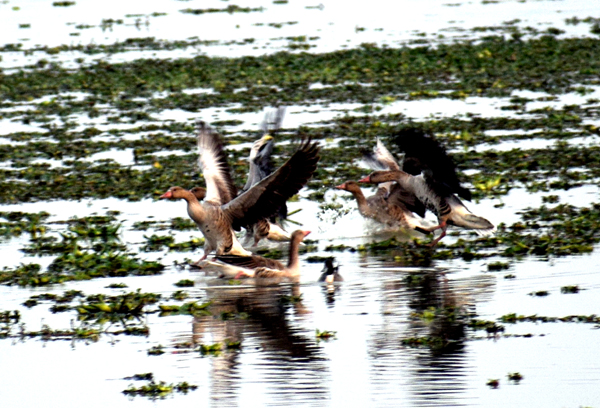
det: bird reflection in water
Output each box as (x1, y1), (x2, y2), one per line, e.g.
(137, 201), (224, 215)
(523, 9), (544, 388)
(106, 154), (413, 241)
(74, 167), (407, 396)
(367, 267), (495, 407)
(190, 283), (328, 406)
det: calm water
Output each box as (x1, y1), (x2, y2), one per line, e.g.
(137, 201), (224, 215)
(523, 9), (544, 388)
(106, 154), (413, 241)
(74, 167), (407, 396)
(2, 0), (600, 407)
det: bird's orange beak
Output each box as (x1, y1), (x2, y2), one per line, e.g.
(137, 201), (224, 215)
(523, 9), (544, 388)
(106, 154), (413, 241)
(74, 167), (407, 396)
(334, 183), (346, 190)
(303, 230), (311, 237)
(358, 176), (370, 183)
(159, 190), (172, 199)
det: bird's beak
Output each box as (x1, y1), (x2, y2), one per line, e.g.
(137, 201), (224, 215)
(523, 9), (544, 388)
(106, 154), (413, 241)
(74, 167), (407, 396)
(159, 190), (172, 199)
(262, 134), (274, 141)
(358, 176), (370, 183)
(303, 231), (311, 237)
(334, 183), (345, 190)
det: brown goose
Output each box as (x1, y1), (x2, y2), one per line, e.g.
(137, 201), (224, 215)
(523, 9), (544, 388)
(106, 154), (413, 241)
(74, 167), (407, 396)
(337, 138), (429, 233)
(359, 170), (494, 246)
(335, 181), (429, 233)
(200, 230), (311, 279)
(359, 130), (493, 245)
(160, 122), (319, 262)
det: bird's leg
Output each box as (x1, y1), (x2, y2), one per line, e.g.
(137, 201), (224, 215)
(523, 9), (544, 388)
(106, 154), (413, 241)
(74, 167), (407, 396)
(190, 252), (208, 266)
(428, 221), (448, 247)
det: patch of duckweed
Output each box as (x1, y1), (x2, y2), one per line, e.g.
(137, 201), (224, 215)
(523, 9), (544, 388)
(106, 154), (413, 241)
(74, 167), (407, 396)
(499, 313), (600, 324)
(158, 301), (211, 316)
(507, 372), (523, 383)
(6, 319), (147, 341)
(180, 5), (263, 15)
(561, 285), (580, 294)
(199, 342), (223, 355)
(171, 290), (189, 300)
(123, 379), (197, 399)
(401, 336), (452, 350)
(0, 211), (49, 239)
(315, 329), (336, 340)
(468, 319), (505, 335)
(147, 345), (165, 356)
(77, 290), (161, 323)
(487, 261), (509, 271)
(106, 282), (128, 289)
(142, 234), (174, 251)
(0, 310), (20, 323)
(174, 279), (194, 287)
(411, 306), (466, 323)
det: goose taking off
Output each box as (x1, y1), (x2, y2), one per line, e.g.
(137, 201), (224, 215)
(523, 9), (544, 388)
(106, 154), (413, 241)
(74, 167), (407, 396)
(359, 130), (494, 245)
(160, 121), (319, 262)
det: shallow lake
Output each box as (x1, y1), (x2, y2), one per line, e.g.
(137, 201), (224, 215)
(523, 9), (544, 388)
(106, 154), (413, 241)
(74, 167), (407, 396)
(1, 0), (600, 407)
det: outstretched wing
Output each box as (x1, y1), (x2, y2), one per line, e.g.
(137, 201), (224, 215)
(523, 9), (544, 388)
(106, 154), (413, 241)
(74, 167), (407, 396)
(393, 128), (471, 201)
(387, 183), (426, 218)
(196, 121), (238, 205)
(223, 138), (319, 228)
(363, 138), (401, 171)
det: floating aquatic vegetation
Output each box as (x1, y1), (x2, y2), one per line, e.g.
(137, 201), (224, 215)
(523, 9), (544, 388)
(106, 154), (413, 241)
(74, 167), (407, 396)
(486, 379), (500, 389)
(499, 313), (600, 324)
(315, 329), (336, 340)
(561, 285), (580, 294)
(487, 261), (510, 271)
(180, 5), (263, 15)
(106, 283), (128, 288)
(0, 211), (49, 239)
(468, 319), (505, 335)
(171, 290), (189, 300)
(147, 345), (164, 356)
(174, 279), (194, 287)
(401, 336), (451, 350)
(199, 343), (222, 356)
(76, 290), (161, 324)
(123, 379), (197, 399)
(507, 372), (523, 383)
(158, 301), (211, 316)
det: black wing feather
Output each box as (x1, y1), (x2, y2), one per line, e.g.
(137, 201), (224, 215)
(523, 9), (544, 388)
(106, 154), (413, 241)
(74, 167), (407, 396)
(223, 138), (320, 229)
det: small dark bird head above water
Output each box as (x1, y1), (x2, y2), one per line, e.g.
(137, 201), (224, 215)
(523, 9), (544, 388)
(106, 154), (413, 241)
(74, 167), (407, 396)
(319, 257), (343, 282)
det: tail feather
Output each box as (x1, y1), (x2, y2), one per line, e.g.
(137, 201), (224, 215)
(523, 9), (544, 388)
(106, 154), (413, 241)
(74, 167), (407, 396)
(458, 213), (495, 231)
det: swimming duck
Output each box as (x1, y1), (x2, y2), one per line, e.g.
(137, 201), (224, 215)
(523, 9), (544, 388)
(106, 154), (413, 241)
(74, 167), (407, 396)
(160, 121), (319, 262)
(318, 257), (343, 283)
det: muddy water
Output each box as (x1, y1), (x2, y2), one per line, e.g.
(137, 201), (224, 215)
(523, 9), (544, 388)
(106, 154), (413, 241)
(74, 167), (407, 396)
(2, 0), (600, 407)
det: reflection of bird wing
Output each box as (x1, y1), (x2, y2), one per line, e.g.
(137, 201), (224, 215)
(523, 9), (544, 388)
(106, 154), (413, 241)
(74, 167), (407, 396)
(393, 129), (471, 201)
(223, 138), (319, 229)
(196, 121), (237, 205)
